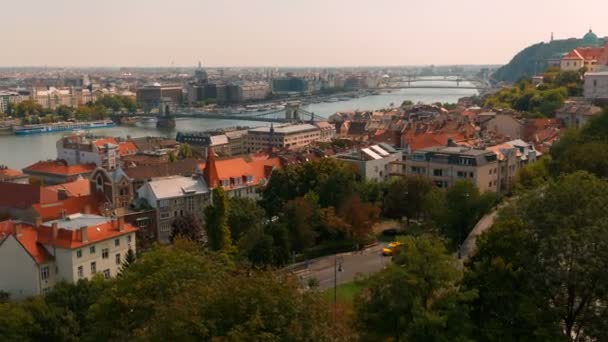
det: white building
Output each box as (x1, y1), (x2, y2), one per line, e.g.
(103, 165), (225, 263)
(584, 71), (608, 103)
(0, 215), (137, 299)
(334, 144), (402, 182)
(137, 176), (210, 243)
(244, 123), (321, 152)
(57, 134), (138, 170)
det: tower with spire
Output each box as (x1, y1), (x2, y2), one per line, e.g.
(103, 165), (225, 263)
(194, 60), (208, 85)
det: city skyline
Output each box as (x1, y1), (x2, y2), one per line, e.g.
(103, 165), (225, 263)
(1, 0), (608, 67)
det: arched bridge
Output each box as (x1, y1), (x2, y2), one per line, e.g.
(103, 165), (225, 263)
(383, 75), (491, 90)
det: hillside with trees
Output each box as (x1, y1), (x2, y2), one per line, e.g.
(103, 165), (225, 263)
(492, 38), (590, 83)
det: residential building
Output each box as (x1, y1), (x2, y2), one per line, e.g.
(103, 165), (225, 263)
(272, 77), (311, 95)
(0, 166), (29, 184)
(479, 113), (524, 140)
(201, 148), (281, 199)
(56, 134), (138, 170)
(23, 160), (96, 185)
(44, 176), (91, 199)
(334, 144), (401, 182)
(584, 71), (608, 103)
(137, 175), (210, 243)
(31, 87), (78, 110)
(245, 124), (321, 152)
(561, 45), (605, 72)
(240, 82), (270, 101)
(486, 139), (540, 194)
(313, 121), (337, 142)
(397, 145), (500, 193)
(0, 215), (137, 299)
(555, 100), (603, 128)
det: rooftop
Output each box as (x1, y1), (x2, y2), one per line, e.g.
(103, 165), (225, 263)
(146, 176), (209, 200)
(23, 160), (96, 176)
(249, 123), (318, 134)
(45, 214), (108, 231)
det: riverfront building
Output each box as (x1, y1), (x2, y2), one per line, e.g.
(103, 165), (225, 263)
(244, 123), (321, 152)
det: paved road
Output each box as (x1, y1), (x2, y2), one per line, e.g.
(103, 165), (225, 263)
(459, 210), (499, 262)
(297, 243), (391, 290)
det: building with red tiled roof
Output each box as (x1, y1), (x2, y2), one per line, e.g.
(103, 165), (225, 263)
(201, 148), (281, 199)
(23, 160), (96, 185)
(44, 176), (91, 198)
(0, 216), (137, 299)
(561, 45), (606, 72)
(56, 134), (139, 171)
(0, 183), (58, 221)
(31, 193), (105, 221)
(0, 165), (29, 184)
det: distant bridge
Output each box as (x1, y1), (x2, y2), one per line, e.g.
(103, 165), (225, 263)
(374, 85), (487, 91)
(118, 104), (318, 124)
(386, 75), (491, 90)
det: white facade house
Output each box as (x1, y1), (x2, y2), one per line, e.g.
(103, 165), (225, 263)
(137, 176), (210, 243)
(334, 144), (402, 182)
(0, 216), (137, 299)
(584, 72), (608, 102)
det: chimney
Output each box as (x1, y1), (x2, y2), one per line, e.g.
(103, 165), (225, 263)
(79, 226), (88, 242)
(13, 223), (22, 237)
(118, 217), (125, 232)
(52, 222), (59, 241)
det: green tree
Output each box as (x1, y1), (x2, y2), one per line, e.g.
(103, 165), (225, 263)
(227, 197), (265, 241)
(177, 143), (193, 159)
(355, 235), (475, 341)
(0, 302), (34, 341)
(204, 187), (233, 252)
(383, 176), (434, 221)
(465, 172), (608, 341)
(170, 212), (204, 242)
(121, 248), (136, 271)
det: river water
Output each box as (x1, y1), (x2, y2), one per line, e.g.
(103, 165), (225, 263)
(0, 80), (477, 169)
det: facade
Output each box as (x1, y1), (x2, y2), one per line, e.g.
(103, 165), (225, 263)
(335, 144), (401, 182)
(245, 124), (321, 152)
(22, 160), (96, 185)
(561, 45), (605, 72)
(480, 114), (524, 140)
(584, 72), (608, 103)
(313, 121), (337, 142)
(240, 82), (271, 101)
(31, 87), (78, 110)
(137, 176), (210, 243)
(398, 146), (500, 193)
(272, 77), (310, 94)
(57, 134), (138, 169)
(136, 84), (183, 112)
(555, 100), (603, 128)
(0, 216), (137, 299)
(486, 140), (540, 194)
(90, 167), (134, 210)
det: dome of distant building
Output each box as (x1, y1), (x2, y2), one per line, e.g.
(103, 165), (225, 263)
(582, 29), (600, 46)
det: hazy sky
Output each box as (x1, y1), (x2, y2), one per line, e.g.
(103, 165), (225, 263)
(2, 0), (607, 67)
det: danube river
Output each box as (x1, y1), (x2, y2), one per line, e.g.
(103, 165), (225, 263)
(0, 81), (477, 169)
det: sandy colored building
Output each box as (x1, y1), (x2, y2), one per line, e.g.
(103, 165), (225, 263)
(244, 123), (321, 152)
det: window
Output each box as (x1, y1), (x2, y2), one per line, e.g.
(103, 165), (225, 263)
(41, 266), (50, 281)
(90, 246), (96, 254)
(114, 238), (120, 247)
(433, 169), (443, 177)
(115, 253), (121, 265)
(457, 171), (465, 178)
(160, 212), (171, 219)
(160, 223), (171, 232)
(78, 266), (84, 278)
(90, 262), (97, 274)
(103, 269), (111, 279)
(76, 249), (82, 258)
(102, 248), (109, 259)
(127, 234), (132, 243)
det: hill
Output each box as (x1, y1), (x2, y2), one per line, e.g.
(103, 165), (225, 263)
(492, 38), (589, 83)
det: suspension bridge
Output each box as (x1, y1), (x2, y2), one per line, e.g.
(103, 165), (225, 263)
(381, 75), (492, 91)
(116, 103), (318, 127)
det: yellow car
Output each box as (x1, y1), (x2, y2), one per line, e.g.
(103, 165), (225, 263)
(388, 241), (403, 249)
(382, 248), (394, 256)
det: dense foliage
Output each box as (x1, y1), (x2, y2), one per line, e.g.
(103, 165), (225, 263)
(484, 68), (584, 117)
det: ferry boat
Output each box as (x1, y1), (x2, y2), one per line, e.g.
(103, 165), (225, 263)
(13, 120), (116, 135)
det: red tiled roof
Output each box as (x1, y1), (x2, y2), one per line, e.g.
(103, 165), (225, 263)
(200, 153), (281, 190)
(0, 221), (53, 264)
(35, 221), (138, 249)
(31, 194), (104, 221)
(404, 132), (466, 151)
(44, 177), (91, 197)
(0, 168), (22, 177)
(563, 46), (605, 61)
(23, 160), (96, 176)
(0, 183), (58, 209)
(118, 141), (138, 156)
(93, 137), (117, 148)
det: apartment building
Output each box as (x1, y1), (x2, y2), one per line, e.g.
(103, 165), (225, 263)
(335, 144), (402, 182)
(0, 215), (137, 299)
(57, 134), (138, 170)
(398, 146), (500, 193)
(137, 176), (210, 243)
(244, 124), (321, 152)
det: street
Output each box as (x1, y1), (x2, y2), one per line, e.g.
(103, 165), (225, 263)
(297, 243), (391, 290)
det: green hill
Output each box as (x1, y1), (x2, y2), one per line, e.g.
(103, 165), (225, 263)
(493, 30), (606, 83)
